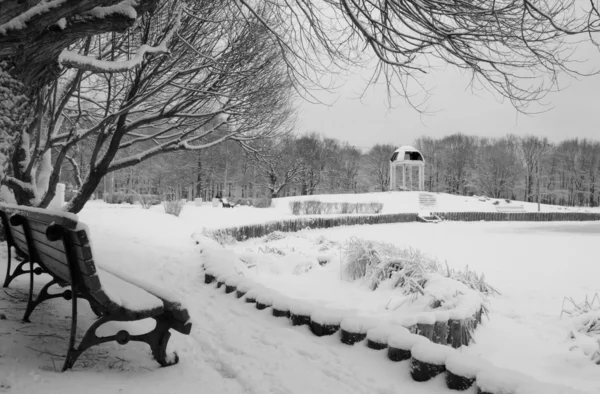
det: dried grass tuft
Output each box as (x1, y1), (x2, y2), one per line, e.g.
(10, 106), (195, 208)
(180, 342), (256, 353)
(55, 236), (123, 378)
(341, 237), (498, 296)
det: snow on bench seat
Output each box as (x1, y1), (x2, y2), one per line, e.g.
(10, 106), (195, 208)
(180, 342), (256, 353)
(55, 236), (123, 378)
(96, 268), (164, 317)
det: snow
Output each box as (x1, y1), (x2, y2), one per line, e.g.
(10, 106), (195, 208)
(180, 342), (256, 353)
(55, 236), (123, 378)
(255, 291), (276, 305)
(0, 0), (66, 35)
(95, 268), (163, 312)
(271, 296), (294, 311)
(55, 17), (67, 29)
(415, 313), (437, 325)
(388, 332), (429, 350)
(366, 326), (394, 343)
(288, 299), (315, 316)
(445, 353), (491, 378)
(476, 368), (533, 394)
(174, 191), (598, 234)
(410, 342), (454, 365)
(0, 201), (79, 222)
(1, 195), (598, 394)
(310, 308), (346, 325)
(340, 316), (380, 333)
(82, 0), (138, 19)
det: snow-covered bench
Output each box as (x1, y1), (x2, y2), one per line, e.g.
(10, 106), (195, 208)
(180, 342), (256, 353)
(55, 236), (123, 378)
(495, 204), (525, 213)
(0, 203), (192, 371)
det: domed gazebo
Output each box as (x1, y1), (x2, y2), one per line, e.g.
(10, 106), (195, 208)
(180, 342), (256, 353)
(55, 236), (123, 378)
(389, 146), (425, 191)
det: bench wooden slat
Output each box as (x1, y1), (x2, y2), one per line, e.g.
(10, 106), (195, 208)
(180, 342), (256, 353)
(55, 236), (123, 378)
(10, 226), (93, 267)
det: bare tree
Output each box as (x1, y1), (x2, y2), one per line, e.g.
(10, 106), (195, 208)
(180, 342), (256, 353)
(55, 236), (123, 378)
(474, 136), (522, 198)
(439, 133), (477, 195)
(518, 135), (550, 202)
(3, 2), (295, 212)
(364, 144), (396, 192)
(251, 136), (303, 198)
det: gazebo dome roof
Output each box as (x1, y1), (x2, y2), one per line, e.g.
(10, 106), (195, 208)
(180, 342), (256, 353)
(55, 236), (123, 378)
(390, 146), (425, 163)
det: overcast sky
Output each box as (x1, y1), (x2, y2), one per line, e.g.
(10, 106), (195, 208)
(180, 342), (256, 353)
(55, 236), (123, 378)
(296, 59), (600, 152)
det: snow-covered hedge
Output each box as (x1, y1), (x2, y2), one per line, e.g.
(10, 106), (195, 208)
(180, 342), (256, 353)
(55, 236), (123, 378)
(208, 213), (419, 242)
(206, 211), (600, 244)
(289, 200), (384, 215)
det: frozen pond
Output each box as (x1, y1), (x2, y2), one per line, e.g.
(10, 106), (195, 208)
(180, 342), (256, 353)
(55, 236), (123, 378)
(305, 221), (600, 392)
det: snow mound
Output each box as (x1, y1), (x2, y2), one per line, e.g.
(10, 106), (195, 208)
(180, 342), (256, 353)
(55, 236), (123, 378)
(410, 342), (454, 365)
(366, 326), (394, 343)
(388, 332), (429, 350)
(310, 308), (346, 325)
(288, 300), (315, 316)
(341, 316), (380, 333)
(445, 353), (491, 378)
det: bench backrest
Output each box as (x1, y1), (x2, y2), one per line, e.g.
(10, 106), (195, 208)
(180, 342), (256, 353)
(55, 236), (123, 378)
(0, 203), (103, 296)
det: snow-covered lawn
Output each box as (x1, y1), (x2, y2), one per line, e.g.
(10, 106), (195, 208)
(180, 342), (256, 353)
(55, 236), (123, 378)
(0, 193), (598, 393)
(176, 191), (600, 232)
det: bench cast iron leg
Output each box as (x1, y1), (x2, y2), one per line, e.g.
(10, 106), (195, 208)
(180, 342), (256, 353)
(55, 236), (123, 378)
(3, 250), (41, 288)
(2, 244), (12, 288)
(22, 279), (74, 323)
(62, 315), (179, 371)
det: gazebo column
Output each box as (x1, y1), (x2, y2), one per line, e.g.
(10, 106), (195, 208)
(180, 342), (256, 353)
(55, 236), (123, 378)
(409, 165), (413, 191)
(401, 165), (406, 190)
(420, 164), (425, 190)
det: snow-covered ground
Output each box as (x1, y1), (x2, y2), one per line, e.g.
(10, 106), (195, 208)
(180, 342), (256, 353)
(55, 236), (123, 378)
(300, 221), (600, 392)
(0, 192), (598, 393)
(178, 191), (600, 231)
(0, 205), (454, 394)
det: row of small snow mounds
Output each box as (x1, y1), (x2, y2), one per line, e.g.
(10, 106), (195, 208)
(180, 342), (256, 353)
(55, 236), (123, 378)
(198, 238), (588, 394)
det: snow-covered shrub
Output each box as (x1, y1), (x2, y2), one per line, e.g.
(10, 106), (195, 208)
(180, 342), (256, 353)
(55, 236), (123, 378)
(163, 199), (184, 217)
(342, 237), (438, 292)
(134, 193), (161, 209)
(104, 192), (135, 204)
(304, 200), (321, 215)
(342, 237), (496, 303)
(253, 197), (272, 208)
(203, 229), (236, 245)
(563, 294), (600, 364)
(264, 231), (286, 242)
(289, 201), (302, 215)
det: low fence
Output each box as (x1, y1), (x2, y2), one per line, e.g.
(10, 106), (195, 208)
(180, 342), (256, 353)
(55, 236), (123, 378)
(212, 211), (600, 241)
(216, 213), (418, 241)
(433, 211), (600, 222)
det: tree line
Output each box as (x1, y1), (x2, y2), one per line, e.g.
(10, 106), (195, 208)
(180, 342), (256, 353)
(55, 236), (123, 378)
(75, 132), (600, 207)
(2, 0), (600, 212)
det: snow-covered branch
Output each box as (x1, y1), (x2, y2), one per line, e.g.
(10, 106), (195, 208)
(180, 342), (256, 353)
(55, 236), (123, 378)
(58, 1), (184, 73)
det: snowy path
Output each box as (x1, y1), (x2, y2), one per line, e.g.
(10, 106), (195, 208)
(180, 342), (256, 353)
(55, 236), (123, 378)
(0, 207), (460, 394)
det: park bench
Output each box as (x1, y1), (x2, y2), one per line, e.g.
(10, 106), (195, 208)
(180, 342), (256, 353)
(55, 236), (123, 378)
(0, 203), (192, 371)
(495, 204), (526, 213)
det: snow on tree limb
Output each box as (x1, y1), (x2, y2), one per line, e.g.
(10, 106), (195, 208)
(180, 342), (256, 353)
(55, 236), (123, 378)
(60, 44), (168, 72)
(81, 0), (139, 19)
(0, 0), (68, 35)
(58, 0), (183, 73)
